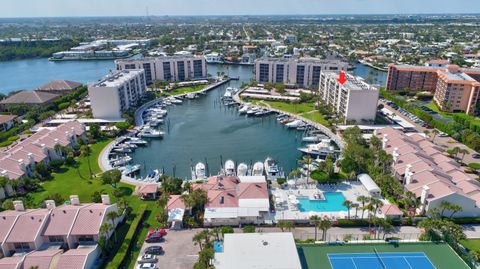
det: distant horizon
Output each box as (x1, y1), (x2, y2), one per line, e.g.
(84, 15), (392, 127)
(2, 13), (480, 20)
(3, 0), (480, 18)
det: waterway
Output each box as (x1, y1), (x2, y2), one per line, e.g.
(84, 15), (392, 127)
(0, 58), (387, 178)
(0, 58), (386, 94)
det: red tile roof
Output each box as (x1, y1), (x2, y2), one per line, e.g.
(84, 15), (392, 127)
(23, 249), (63, 269)
(5, 209), (50, 243)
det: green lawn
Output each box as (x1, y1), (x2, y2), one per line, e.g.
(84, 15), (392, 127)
(252, 100), (330, 126)
(166, 84), (207, 96)
(461, 239), (480, 252)
(297, 242), (469, 269)
(29, 138), (164, 269)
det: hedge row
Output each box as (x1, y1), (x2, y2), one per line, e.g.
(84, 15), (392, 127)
(106, 204), (147, 269)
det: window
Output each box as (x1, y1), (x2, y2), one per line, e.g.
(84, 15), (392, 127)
(177, 61), (185, 81)
(162, 62), (171, 81)
(142, 63), (152, 84)
(296, 65), (305, 86)
(193, 60), (203, 78)
(275, 64), (284, 83)
(259, 64), (269, 83)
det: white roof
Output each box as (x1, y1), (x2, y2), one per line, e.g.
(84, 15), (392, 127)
(238, 199), (270, 210)
(168, 208), (185, 222)
(357, 173), (381, 193)
(238, 175), (266, 183)
(214, 233), (302, 269)
(204, 207), (267, 219)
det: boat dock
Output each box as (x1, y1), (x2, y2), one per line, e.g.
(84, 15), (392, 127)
(233, 89), (345, 150)
(135, 78), (232, 126)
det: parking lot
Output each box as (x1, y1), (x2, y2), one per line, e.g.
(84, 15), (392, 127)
(137, 229), (199, 269)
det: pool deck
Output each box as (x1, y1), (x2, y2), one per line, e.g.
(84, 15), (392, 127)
(272, 181), (388, 221)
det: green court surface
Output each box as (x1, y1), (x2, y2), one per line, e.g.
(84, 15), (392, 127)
(297, 242), (470, 269)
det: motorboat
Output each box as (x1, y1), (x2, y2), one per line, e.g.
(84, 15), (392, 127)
(246, 107), (261, 116)
(144, 169), (161, 182)
(120, 164), (141, 175)
(298, 139), (336, 157)
(285, 119), (304, 128)
(111, 156), (132, 167)
(264, 157), (281, 179)
(239, 103), (253, 114)
(223, 100), (237, 106)
(113, 147), (133, 153)
(139, 127), (164, 138)
(169, 97), (183, 104)
(186, 92), (197, 99)
(255, 109), (271, 117)
(302, 135), (327, 143)
(237, 163), (248, 176)
(224, 160), (235, 176)
(252, 162), (264, 176)
(128, 137), (148, 146)
(296, 122), (308, 130)
(192, 162), (207, 180)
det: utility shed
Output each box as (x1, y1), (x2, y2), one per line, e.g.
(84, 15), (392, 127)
(357, 173), (381, 197)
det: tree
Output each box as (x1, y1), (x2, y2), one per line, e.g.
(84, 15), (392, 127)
(299, 155), (314, 184)
(449, 204), (463, 219)
(357, 196), (369, 219)
(310, 215), (321, 241)
(91, 191), (102, 203)
(106, 211), (118, 242)
(319, 218), (333, 241)
(221, 226), (234, 237)
(242, 225), (256, 233)
(431, 129), (439, 142)
(99, 222), (113, 245)
(277, 220), (295, 232)
(352, 203), (360, 219)
(342, 200), (353, 219)
(47, 193), (65, 206)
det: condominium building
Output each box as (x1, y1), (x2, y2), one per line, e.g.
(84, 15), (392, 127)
(88, 70), (146, 119)
(387, 64), (480, 114)
(254, 57), (348, 88)
(434, 66), (480, 114)
(318, 72), (379, 123)
(115, 55), (207, 84)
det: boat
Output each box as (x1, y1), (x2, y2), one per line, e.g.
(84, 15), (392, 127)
(128, 137), (148, 145)
(285, 119), (304, 128)
(224, 160), (235, 176)
(143, 169), (161, 182)
(296, 122), (308, 130)
(139, 127), (164, 138)
(192, 162), (207, 180)
(120, 164), (141, 175)
(264, 157), (281, 179)
(297, 139), (336, 157)
(223, 100), (237, 106)
(302, 135), (327, 143)
(113, 147), (133, 153)
(239, 103), (253, 114)
(169, 97), (183, 104)
(252, 162), (264, 176)
(237, 163), (248, 176)
(255, 109), (271, 117)
(186, 92), (197, 99)
(246, 107), (261, 116)
(111, 156), (133, 167)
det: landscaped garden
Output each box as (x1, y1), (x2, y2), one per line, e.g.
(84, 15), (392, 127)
(165, 84), (207, 96)
(252, 100), (330, 126)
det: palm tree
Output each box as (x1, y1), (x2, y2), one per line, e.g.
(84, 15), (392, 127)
(193, 230), (205, 251)
(431, 129), (439, 143)
(439, 200), (453, 217)
(99, 222), (113, 245)
(357, 196), (369, 219)
(299, 155), (313, 184)
(342, 200), (353, 219)
(459, 148), (469, 162)
(106, 211), (118, 242)
(309, 215), (321, 241)
(370, 198), (384, 218)
(319, 218), (333, 241)
(352, 203), (360, 219)
(449, 204), (463, 219)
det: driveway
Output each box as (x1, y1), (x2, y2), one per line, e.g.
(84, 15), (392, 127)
(137, 229), (199, 269)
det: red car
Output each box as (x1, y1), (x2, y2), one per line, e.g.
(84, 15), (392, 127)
(147, 229), (167, 237)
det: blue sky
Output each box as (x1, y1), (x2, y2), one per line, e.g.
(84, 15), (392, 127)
(3, 0), (480, 17)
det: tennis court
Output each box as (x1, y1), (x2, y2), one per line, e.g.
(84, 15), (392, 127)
(297, 242), (470, 269)
(328, 252), (435, 269)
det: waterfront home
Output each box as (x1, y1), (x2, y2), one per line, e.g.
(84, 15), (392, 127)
(375, 127), (480, 217)
(36, 80), (83, 95)
(193, 175), (270, 227)
(0, 90), (60, 108)
(166, 194), (187, 229)
(0, 195), (119, 268)
(0, 120), (86, 199)
(213, 232), (302, 269)
(0, 115), (17, 132)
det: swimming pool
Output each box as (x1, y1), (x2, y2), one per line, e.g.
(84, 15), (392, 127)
(297, 192), (348, 212)
(213, 241), (223, 253)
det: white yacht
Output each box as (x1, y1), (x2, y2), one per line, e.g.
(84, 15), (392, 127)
(264, 157), (280, 179)
(143, 169), (161, 182)
(302, 135), (327, 143)
(239, 103), (253, 114)
(112, 156), (133, 167)
(285, 119), (304, 128)
(186, 92), (197, 99)
(113, 147), (133, 153)
(224, 160), (235, 176)
(192, 162), (207, 180)
(169, 97), (183, 104)
(237, 163), (248, 176)
(120, 164), (141, 175)
(298, 139), (335, 157)
(139, 127), (164, 138)
(252, 161), (264, 176)
(246, 107), (261, 116)
(128, 137), (148, 145)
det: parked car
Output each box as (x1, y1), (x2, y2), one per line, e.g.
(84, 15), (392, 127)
(137, 254), (158, 264)
(472, 154), (480, 159)
(145, 234), (164, 243)
(438, 132), (449, 137)
(144, 246), (164, 255)
(147, 229), (168, 237)
(136, 263), (157, 269)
